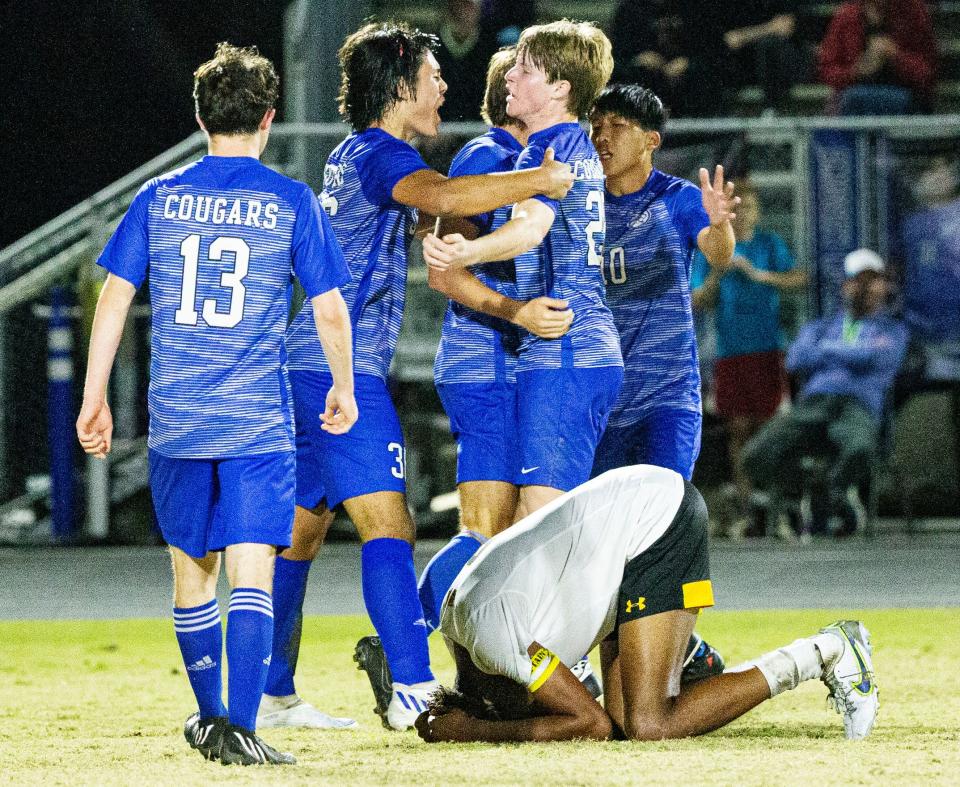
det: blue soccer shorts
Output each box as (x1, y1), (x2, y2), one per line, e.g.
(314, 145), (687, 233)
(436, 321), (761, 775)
(436, 381), (519, 485)
(291, 370), (406, 510)
(148, 449), (295, 559)
(591, 407), (702, 481)
(514, 365), (624, 491)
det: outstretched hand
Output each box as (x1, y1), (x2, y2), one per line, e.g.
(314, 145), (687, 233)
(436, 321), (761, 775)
(699, 165), (739, 228)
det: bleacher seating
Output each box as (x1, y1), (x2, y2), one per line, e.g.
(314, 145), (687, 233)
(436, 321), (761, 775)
(371, 0), (960, 115)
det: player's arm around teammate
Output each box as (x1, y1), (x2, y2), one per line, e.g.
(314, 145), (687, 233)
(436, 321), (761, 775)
(271, 22), (577, 732)
(426, 22), (624, 521)
(419, 48), (579, 638)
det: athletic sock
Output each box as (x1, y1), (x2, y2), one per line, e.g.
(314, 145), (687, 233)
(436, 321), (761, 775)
(173, 598), (226, 719)
(734, 637), (825, 697)
(361, 538), (434, 685)
(417, 531), (486, 632)
(264, 556), (312, 697)
(226, 587), (274, 731)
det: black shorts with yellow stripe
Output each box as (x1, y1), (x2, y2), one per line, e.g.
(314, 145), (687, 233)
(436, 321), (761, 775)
(616, 480), (714, 628)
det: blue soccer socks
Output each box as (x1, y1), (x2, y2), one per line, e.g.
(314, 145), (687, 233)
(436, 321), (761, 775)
(173, 598), (227, 720)
(417, 531), (486, 632)
(226, 588), (274, 730)
(265, 556), (312, 698)
(361, 538), (433, 685)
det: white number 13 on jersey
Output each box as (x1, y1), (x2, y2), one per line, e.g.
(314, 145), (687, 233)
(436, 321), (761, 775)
(175, 234), (249, 328)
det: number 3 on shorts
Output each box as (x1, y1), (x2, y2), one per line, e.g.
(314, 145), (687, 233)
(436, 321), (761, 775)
(388, 442), (406, 479)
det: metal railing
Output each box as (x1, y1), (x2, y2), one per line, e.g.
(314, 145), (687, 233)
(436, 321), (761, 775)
(2, 114), (959, 539)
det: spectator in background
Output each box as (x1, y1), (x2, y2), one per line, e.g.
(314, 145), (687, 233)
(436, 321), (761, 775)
(741, 249), (908, 537)
(818, 0), (936, 115)
(722, 2), (810, 114)
(609, 0), (734, 117)
(692, 182), (806, 535)
(435, 0), (499, 121)
(900, 158), (960, 348)
(479, 0), (538, 46)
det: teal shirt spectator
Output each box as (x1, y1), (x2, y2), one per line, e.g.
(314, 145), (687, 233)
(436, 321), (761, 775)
(692, 229), (796, 359)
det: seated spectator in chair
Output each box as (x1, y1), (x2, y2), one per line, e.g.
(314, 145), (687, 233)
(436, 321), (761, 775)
(721, 2), (811, 114)
(741, 249), (908, 537)
(692, 182), (806, 534)
(818, 0), (936, 115)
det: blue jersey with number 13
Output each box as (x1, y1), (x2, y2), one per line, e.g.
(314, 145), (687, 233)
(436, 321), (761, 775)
(97, 155), (350, 459)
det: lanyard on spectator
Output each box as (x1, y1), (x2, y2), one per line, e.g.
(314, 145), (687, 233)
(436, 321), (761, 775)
(842, 315), (863, 344)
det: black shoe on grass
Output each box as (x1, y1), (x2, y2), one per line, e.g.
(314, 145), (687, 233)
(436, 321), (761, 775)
(219, 725), (296, 766)
(681, 633), (725, 685)
(353, 635), (393, 728)
(183, 712), (227, 761)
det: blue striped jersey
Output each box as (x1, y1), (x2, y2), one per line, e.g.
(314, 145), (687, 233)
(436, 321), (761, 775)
(97, 155), (351, 458)
(603, 169), (709, 428)
(512, 123), (622, 371)
(434, 127), (523, 385)
(285, 128), (430, 379)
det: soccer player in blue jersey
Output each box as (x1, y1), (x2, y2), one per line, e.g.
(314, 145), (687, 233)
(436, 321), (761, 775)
(75, 44), (356, 765)
(424, 21), (624, 521)
(269, 22), (575, 732)
(587, 84), (738, 483)
(418, 47), (575, 635)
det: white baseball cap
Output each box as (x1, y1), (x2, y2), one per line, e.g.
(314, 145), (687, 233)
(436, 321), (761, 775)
(844, 248), (885, 278)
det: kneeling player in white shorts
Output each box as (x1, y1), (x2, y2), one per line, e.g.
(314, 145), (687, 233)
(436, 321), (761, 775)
(416, 466), (879, 743)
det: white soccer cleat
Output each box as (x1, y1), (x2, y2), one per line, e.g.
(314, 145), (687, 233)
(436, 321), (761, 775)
(385, 680), (440, 731)
(571, 657), (603, 699)
(818, 620), (879, 740)
(257, 695), (358, 730)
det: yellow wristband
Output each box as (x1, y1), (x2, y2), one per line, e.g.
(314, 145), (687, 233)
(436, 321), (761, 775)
(529, 647), (560, 692)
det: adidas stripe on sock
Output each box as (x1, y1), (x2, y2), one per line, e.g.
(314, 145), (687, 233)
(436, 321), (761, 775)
(227, 587), (274, 731)
(173, 598), (226, 719)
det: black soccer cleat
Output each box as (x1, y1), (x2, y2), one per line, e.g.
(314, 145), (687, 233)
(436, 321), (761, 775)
(219, 725), (296, 766)
(680, 632), (725, 685)
(183, 712), (227, 761)
(353, 635), (393, 728)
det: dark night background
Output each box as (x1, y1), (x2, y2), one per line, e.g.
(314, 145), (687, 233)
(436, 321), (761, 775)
(1, 2), (288, 497)
(2, 1), (288, 249)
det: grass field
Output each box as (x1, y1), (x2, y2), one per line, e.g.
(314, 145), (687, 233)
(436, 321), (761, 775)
(1, 609), (958, 785)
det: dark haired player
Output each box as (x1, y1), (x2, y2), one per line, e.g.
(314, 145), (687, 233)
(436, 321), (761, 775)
(77, 43), (356, 765)
(588, 84), (736, 483)
(268, 21), (574, 732)
(416, 466), (879, 743)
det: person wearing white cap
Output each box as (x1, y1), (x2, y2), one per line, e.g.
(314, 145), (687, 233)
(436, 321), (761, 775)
(741, 248), (908, 536)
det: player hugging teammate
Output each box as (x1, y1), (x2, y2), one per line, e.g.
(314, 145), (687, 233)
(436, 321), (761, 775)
(78, 17), (880, 767)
